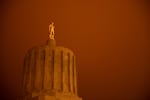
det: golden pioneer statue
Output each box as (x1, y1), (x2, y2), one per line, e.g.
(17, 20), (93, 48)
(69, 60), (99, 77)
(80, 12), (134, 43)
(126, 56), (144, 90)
(49, 22), (55, 40)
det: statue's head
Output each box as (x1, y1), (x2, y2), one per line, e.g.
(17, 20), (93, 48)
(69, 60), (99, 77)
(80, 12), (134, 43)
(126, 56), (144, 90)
(52, 22), (54, 25)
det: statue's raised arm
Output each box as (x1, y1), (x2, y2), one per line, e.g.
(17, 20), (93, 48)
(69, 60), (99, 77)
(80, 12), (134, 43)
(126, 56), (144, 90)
(49, 22), (55, 39)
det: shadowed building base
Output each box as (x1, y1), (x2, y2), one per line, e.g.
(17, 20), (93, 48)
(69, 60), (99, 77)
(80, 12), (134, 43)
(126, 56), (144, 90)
(25, 95), (81, 100)
(18, 92), (82, 100)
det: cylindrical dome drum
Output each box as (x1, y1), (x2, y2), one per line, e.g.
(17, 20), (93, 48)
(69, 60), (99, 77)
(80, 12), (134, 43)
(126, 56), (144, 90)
(22, 39), (78, 96)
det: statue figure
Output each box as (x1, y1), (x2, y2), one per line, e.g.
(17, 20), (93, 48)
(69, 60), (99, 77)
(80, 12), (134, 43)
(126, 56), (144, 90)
(49, 22), (55, 39)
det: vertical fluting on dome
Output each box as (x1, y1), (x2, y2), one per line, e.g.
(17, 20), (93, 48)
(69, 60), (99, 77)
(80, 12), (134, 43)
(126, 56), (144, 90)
(34, 48), (43, 91)
(22, 46), (79, 94)
(74, 56), (78, 95)
(27, 49), (35, 93)
(60, 50), (64, 92)
(43, 46), (50, 90)
(69, 55), (74, 93)
(62, 50), (68, 93)
(53, 49), (62, 91)
(68, 53), (71, 92)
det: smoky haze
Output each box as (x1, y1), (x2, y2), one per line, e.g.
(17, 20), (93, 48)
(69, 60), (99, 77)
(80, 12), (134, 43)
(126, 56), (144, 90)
(0, 0), (150, 100)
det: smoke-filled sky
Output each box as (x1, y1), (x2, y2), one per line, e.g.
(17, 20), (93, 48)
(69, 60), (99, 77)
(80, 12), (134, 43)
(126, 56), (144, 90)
(0, 0), (150, 100)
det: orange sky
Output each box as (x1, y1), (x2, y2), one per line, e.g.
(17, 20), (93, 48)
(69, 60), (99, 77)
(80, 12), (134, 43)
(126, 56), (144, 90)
(1, 0), (150, 100)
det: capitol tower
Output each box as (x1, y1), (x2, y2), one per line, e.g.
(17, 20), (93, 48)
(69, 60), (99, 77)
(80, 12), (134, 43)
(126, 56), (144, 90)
(18, 22), (82, 100)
